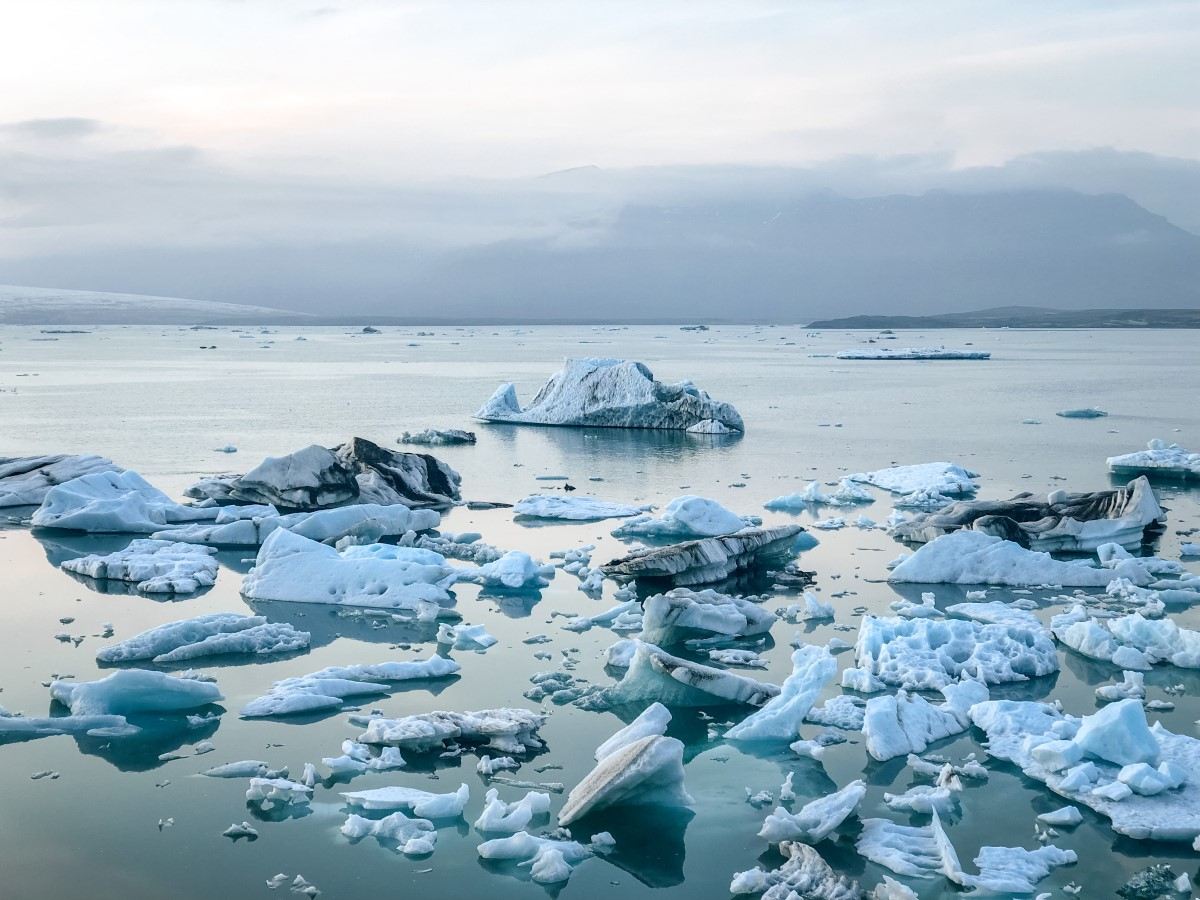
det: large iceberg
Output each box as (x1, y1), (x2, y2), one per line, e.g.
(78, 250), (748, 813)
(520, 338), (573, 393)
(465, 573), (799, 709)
(31, 470), (226, 533)
(474, 358), (744, 432)
(0, 454), (120, 508)
(888, 529), (1159, 587)
(890, 477), (1164, 552)
(601, 525), (803, 586)
(241, 529), (459, 618)
(185, 437), (462, 509)
(96, 613), (309, 664)
(153, 503), (439, 547)
(1107, 439), (1200, 480)
(611, 496), (759, 540)
(62, 539), (219, 593)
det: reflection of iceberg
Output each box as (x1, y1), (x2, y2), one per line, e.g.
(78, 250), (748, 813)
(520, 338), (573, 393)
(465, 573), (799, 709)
(243, 599), (444, 649)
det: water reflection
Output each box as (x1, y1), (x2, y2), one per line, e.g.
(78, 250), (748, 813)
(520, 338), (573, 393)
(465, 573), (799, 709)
(69, 708), (222, 772)
(245, 599), (444, 649)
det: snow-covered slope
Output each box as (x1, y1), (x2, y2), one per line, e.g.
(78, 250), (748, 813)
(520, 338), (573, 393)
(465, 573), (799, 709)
(0, 285), (307, 325)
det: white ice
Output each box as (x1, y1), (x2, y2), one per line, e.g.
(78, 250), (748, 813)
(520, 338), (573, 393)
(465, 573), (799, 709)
(611, 495), (759, 539)
(514, 494), (652, 521)
(758, 779), (866, 844)
(96, 612), (309, 664)
(725, 645), (837, 741)
(63, 539), (219, 593)
(0, 454), (121, 508)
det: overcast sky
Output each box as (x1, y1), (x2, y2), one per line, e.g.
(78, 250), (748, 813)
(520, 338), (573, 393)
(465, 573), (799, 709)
(1, 1), (1197, 315)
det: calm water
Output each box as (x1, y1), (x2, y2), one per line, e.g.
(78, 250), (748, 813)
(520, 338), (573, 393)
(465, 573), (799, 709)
(0, 324), (1197, 899)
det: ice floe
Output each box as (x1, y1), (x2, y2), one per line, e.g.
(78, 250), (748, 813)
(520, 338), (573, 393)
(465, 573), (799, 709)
(514, 495), (652, 521)
(50, 669), (223, 716)
(456, 550), (555, 591)
(399, 428), (476, 446)
(341, 810), (436, 855)
(602, 525), (804, 586)
(1107, 439), (1200, 480)
(725, 645), (837, 741)
(62, 539), (219, 593)
(153, 503), (439, 547)
(757, 779), (866, 844)
(341, 783), (470, 818)
(474, 788), (552, 833)
(639, 587), (777, 645)
(730, 840), (862, 899)
(0, 453), (120, 508)
(764, 478), (875, 511)
(611, 495), (759, 539)
(1057, 407), (1108, 419)
(477, 830), (610, 884)
(1052, 607), (1200, 670)
(607, 640), (778, 707)
(862, 680), (988, 761)
(32, 470), (228, 533)
(474, 357), (744, 432)
(837, 347), (990, 360)
(849, 462), (979, 507)
(355, 708), (547, 756)
(96, 612), (309, 664)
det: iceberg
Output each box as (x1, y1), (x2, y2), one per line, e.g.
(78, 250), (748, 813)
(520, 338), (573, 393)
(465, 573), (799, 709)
(836, 347), (990, 360)
(757, 779), (866, 844)
(0, 454), (121, 508)
(323, 741), (406, 776)
(246, 777), (312, 809)
(62, 539), (219, 593)
(341, 783), (470, 818)
(559, 704), (691, 825)
(1057, 407), (1108, 418)
(607, 640), (778, 707)
(474, 788), (552, 833)
(849, 462), (979, 502)
(638, 587), (777, 646)
(474, 357), (744, 432)
(730, 841), (862, 899)
(153, 503), (439, 547)
(1053, 608), (1200, 670)
(477, 831), (606, 884)
(341, 810), (436, 855)
(855, 615), (1058, 689)
(96, 613), (309, 664)
(725, 645), (837, 741)
(241, 529), (459, 618)
(1107, 439), (1200, 480)
(764, 478), (875, 511)
(888, 529), (1158, 587)
(456, 551), (555, 591)
(611, 495), (759, 539)
(514, 495), (652, 521)
(399, 428), (476, 446)
(890, 478), (1164, 552)
(50, 669), (223, 716)
(601, 525), (804, 586)
(31, 470), (223, 533)
(862, 681), (989, 761)
(240, 656), (460, 718)
(356, 708), (547, 756)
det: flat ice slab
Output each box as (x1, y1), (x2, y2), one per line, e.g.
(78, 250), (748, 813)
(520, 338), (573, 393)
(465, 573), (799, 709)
(97, 612), (309, 664)
(514, 495), (651, 521)
(1108, 439), (1200, 479)
(153, 503), (439, 547)
(474, 357), (744, 432)
(63, 539), (220, 593)
(32, 470), (222, 533)
(836, 347), (990, 360)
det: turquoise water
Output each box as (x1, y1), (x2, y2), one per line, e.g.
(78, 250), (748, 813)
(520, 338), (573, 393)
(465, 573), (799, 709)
(0, 324), (1197, 899)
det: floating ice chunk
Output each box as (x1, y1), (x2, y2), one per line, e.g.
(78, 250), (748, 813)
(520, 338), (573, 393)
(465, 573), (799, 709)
(341, 783), (470, 818)
(883, 784), (958, 816)
(203, 760), (274, 779)
(476, 831), (599, 884)
(841, 667), (886, 693)
(474, 357), (744, 432)
(457, 550), (554, 591)
(725, 645), (837, 741)
(855, 615), (1058, 690)
(594, 703), (671, 760)
(1058, 610), (1200, 670)
(889, 529), (1155, 587)
(62, 539), (219, 594)
(709, 648), (768, 668)
(602, 525), (804, 586)
(764, 478), (874, 511)
(871, 877), (918, 900)
(730, 840), (861, 898)
(605, 639), (636, 669)
(222, 822), (258, 840)
(849, 462), (978, 504)
(323, 741), (406, 775)
(758, 779), (866, 844)
(856, 812), (964, 880)
(50, 669), (222, 716)
(241, 528), (458, 617)
(639, 587), (776, 645)
(356, 708), (547, 756)
(837, 347), (990, 360)
(561, 599), (641, 633)
(612, 495), (759, 539)
(399, 428), (476, 446)
(945, 600), (1041, 629)
(32, 470), (221, 533)
(241, 656), (459, 718)
(0, 454), (121, 508)
(1074, 699), (1161, 767)
(966, 844), (1077, 893)
(1107, 439), (1200, 480)
(806, 694), (866, 731)
(559, 732), (691, 825)
(246, 777), (312, 808)
(1096, 671), (1146, 703)
(96, 613), (309, 664)
(862, 681), (989, 761)
(1038, 806), (1083, 827)
(476, 755), (519, 776)
(1058, 407), (1108, 418)
(437, 623), (498, 651)
(154, 503), (439, 548)
(514, 495), (651, 521)
(474, 788), (551, 833)
(0, 711), (133, 740)
(607, 640), (778, 707)
(341, 810), (436, 855)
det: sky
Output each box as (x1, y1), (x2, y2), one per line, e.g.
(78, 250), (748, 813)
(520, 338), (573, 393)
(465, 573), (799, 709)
(0, 0), (1198, 317)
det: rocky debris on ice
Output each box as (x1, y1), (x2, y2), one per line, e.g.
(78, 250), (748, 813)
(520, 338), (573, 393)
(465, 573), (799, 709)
(862, 680), (989, 761)
(1051, 607), (1200, 670)
(758, 779), (866, 845)
(611, 495), (760, 539)
(0, 454), (121, 508)
(474, 357), (745, 433)
(241, 529), (459, 618)
(558, 703), (691, 825)
(888, 529), (1161, 587)
(837, 347), (991, 361)
(601, 525), (804, 586)
(514, 494), (652, 521)
(355, 708), (547, 757)
(341, 783), (470, 818)
(246, 777), (312, 809)
(730, 840), (862, 899)
(153, 503), (439, 547)
(970, 697), (1200, 841)
(1107, 439), (1200, 480)
(50, 669), (223, 717)
(764, 478), (875, 511)
(96, 613), (309, 664)
(186, 437), (462, 510)
(890, 477), (1164, 552)
(474, 788), (552, 833)
(639, 587), (777, 646)
(855, 615), (1058, 690)
(456, 551), (555, 591)
(31, 470), (233, 533)
(606, 640), (778, 707)
(240, 656), (460, 718)
(725, 645), (837, 741)
(62, 539), (220, 593)
(341, 810), (436, 855)
(1057, 407), (1108, 419)
(477, 830), (612, 884)
(399, 428), (476, 446)
(848, 462), (979, 509)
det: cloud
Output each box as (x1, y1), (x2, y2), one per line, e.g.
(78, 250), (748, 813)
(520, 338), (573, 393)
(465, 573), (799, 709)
(0, 117), (103, 140)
